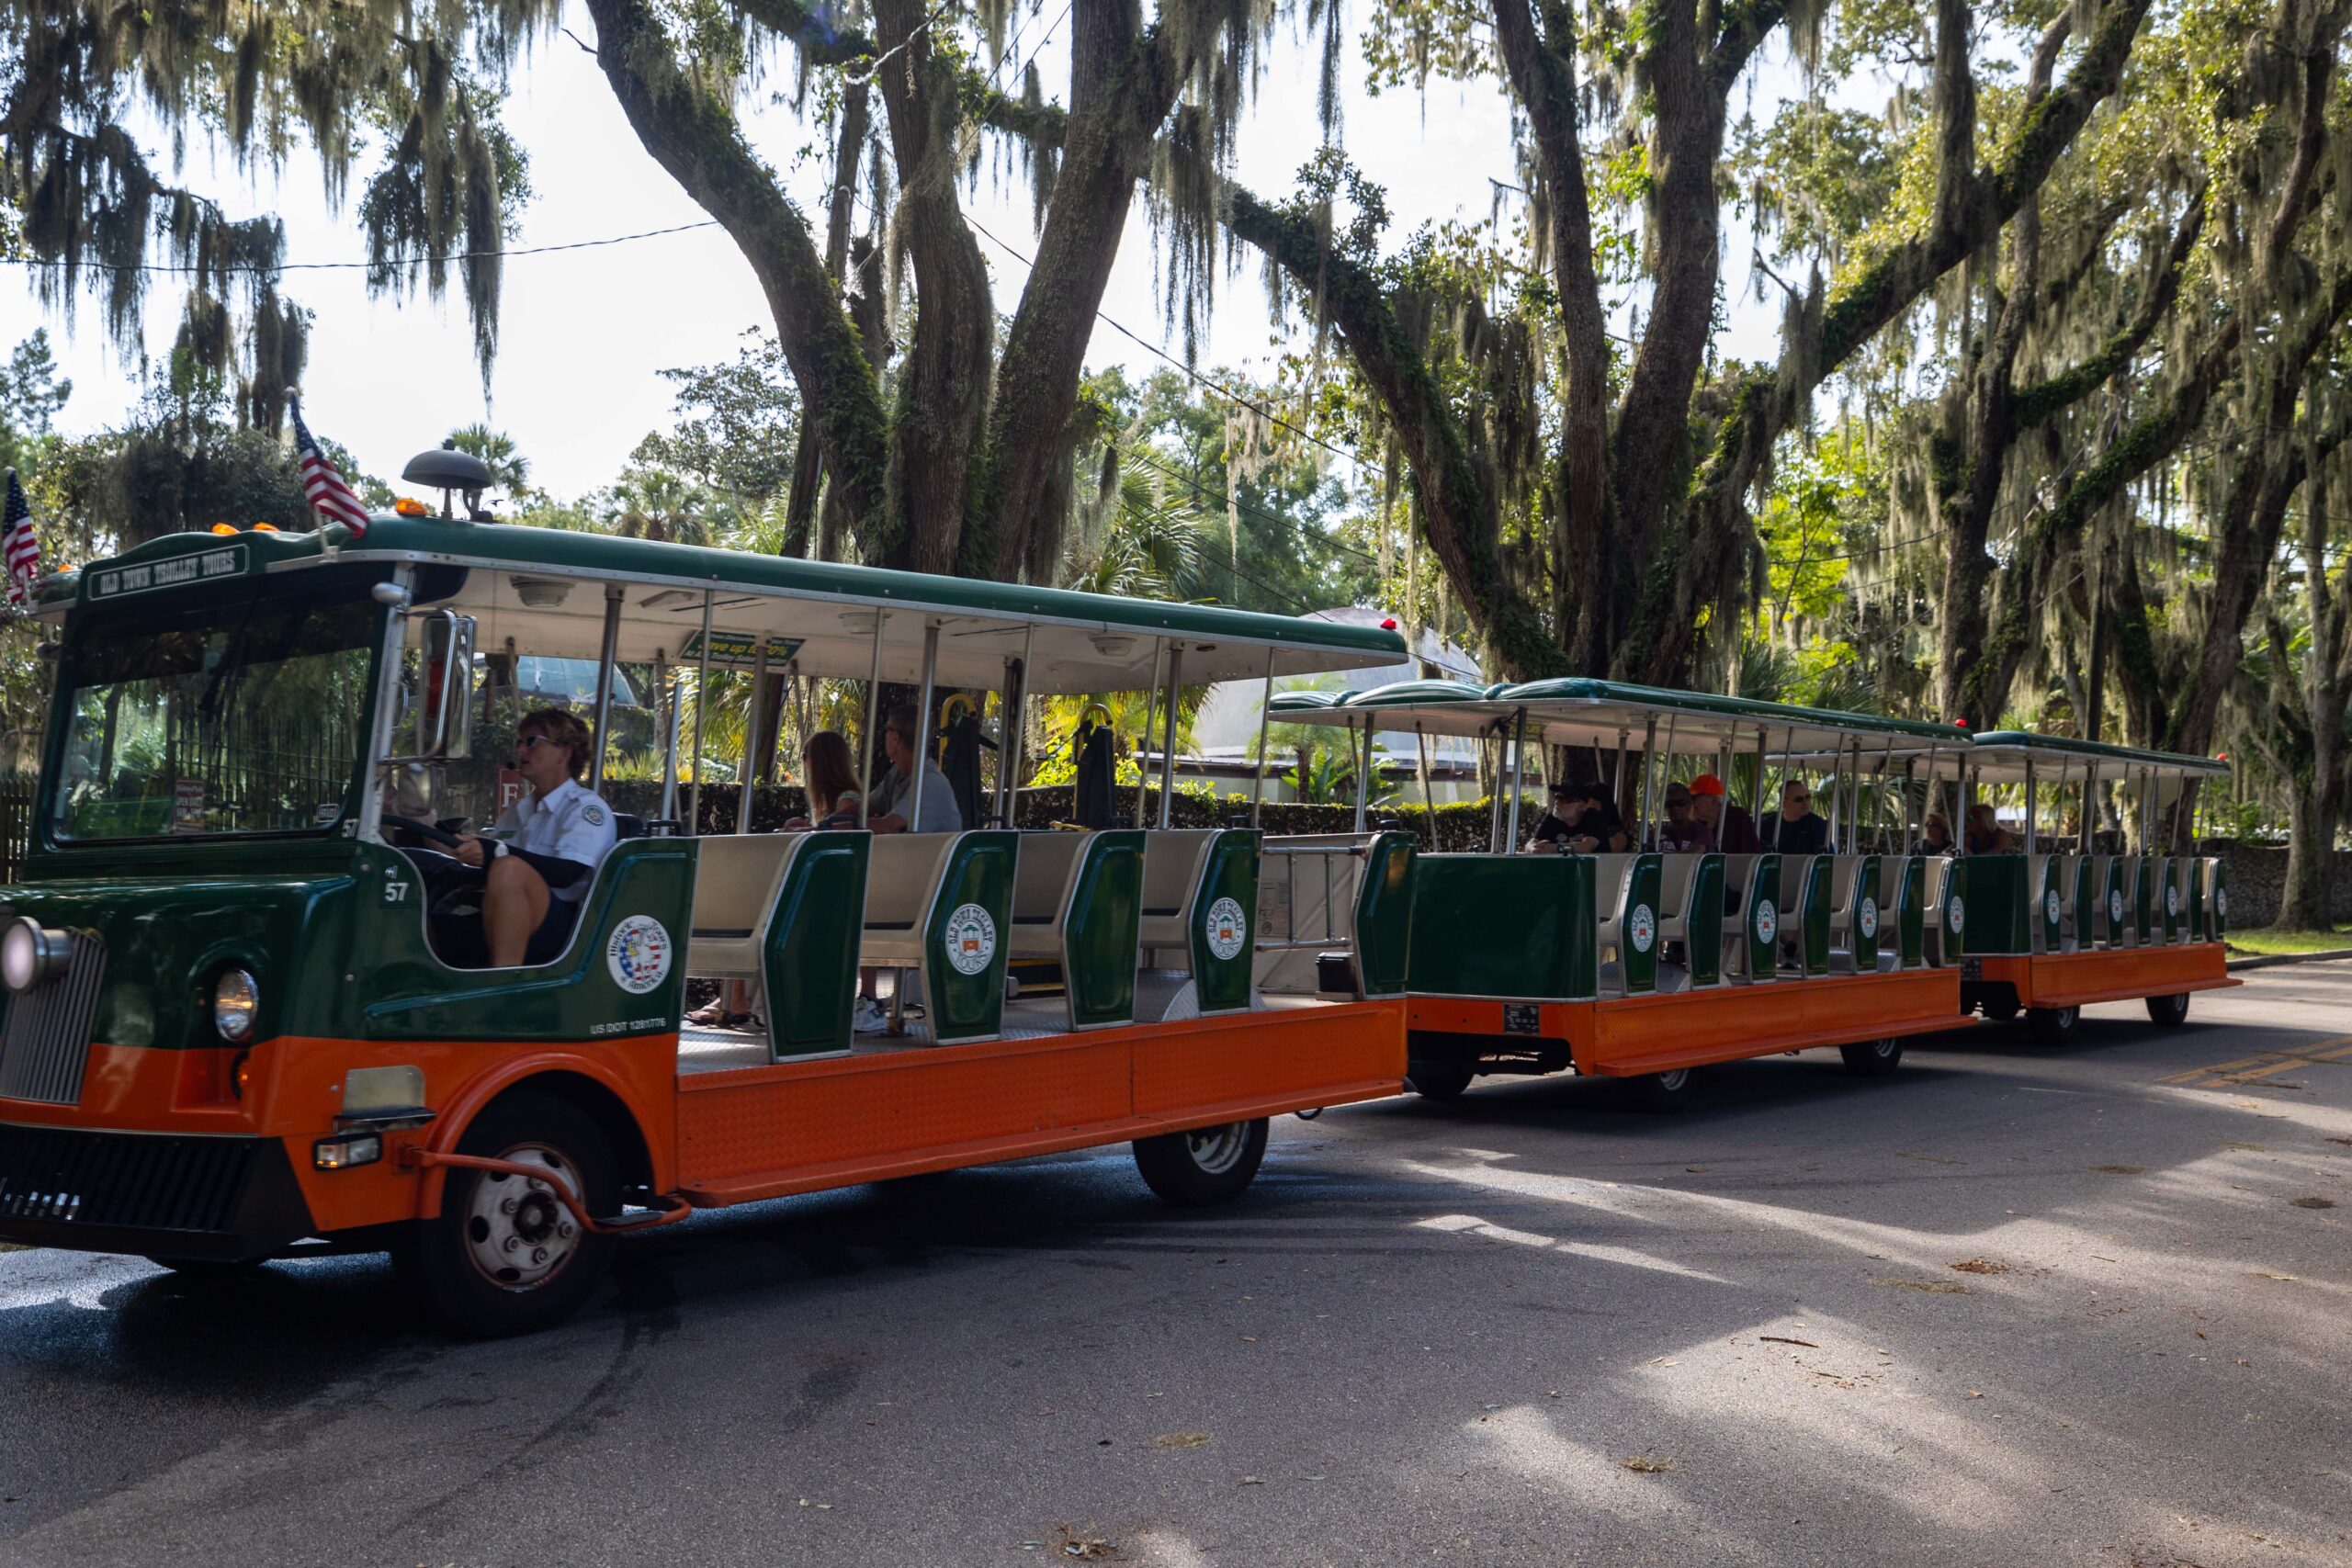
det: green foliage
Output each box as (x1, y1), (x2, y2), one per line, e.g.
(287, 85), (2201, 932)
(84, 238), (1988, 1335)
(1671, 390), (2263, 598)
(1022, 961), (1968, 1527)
(628, 329), (801, 513)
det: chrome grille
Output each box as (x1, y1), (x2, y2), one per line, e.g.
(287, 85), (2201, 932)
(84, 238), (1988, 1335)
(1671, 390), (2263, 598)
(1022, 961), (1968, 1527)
(0, 931), (107, 1106)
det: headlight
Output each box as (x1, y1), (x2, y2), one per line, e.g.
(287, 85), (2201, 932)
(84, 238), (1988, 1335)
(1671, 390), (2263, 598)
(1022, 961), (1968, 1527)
(213, 969), (260, 1043)
(1, 918), (69, 994)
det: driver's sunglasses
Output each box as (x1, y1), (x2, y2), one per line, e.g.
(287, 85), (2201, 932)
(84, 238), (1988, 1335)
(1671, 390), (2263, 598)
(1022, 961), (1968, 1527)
(515, 735), (552, 756)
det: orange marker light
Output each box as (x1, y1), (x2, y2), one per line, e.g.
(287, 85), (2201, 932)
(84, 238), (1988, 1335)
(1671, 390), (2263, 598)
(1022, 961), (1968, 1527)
(393, 497), (430, 517)
(209, 523), (240, 535)
(252, 523), (279, 533)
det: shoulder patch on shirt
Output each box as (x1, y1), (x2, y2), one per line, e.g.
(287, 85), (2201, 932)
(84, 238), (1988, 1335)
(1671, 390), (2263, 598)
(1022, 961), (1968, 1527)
(582, 807), (605, 825)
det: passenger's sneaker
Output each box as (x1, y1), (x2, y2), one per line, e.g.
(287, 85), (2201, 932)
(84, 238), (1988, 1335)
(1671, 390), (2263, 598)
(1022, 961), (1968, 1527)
(852, 997), (890, 1035)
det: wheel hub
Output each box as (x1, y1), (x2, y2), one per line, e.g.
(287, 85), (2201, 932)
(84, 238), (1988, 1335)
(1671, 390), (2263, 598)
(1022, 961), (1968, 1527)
(1186, 1123), (1250, 1176)
(463, 1144), (583, 1291)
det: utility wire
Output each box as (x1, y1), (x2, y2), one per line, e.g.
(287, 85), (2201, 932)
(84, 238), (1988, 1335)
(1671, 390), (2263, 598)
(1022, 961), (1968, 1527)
(2, 220), (724, 275)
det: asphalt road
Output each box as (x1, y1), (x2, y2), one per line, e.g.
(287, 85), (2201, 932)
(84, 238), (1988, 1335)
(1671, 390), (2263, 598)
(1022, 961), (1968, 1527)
(4, 964), (2349, 1568)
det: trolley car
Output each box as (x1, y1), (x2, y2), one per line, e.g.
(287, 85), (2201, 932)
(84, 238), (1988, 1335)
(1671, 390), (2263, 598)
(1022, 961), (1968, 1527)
(0, 510), (1412, 1332)
(1272, 678), (1977, 1108)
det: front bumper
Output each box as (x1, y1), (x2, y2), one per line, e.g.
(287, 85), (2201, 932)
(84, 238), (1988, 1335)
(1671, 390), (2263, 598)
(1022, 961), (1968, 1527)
(0, 1123), (314, 1262)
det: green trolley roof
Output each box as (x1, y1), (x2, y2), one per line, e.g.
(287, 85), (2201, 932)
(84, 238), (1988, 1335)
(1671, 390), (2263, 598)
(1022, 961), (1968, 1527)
(1962, 730), (2229, 782)
(40, 517), (1408, 694)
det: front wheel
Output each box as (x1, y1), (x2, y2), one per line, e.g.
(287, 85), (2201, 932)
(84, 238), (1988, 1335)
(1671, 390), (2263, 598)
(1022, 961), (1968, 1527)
(1405, 1061), (1476, 1100)
(1980, 991), (2021, 1023)
(1838, 1037), (1905, 1077)
(2145, 991), (2191, 1027)
(395, 1091), (618, 1337)
(1133, 1119), (1269, 1207)
(1627, 1067), (1696, 1112)
(2028, 1005), (2081, 1046)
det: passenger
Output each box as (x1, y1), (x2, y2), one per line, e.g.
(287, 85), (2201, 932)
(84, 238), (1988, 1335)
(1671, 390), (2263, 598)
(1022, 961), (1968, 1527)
(1760, 778), (1830, 856)
(1687, 773), (1760, 853)
(1528, 782), (1583, 852)
(1915, 811), (1955, 856)
(1648, 781), (1716, 852)
(868, 705), (962, 834)
(782, 729), (864, 830)
(1963, 802), (2015, 854)
(1532, 781), (1626, 854)
(454, 709), (617, 968)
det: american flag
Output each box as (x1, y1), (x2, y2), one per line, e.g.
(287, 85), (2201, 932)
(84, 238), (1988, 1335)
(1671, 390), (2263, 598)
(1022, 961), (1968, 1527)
(291, 399), (372, 537)
(2, 468), (38, 605)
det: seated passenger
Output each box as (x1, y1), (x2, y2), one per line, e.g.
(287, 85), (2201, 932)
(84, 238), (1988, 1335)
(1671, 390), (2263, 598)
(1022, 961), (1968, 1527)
(454, 709), (617, 967)
(782, 728), (865, 830)
(1963, 802), (2015, 854)
(1687, 773), (1760, 854)
(867, 704), (962, 834)
(1760, 779), (1829, 856)
(1531, 782), (1626, 854)
(1914, 811), (1955, 856)
(1648, 781), (1716, 852)
(1528, 782), (1582, 852)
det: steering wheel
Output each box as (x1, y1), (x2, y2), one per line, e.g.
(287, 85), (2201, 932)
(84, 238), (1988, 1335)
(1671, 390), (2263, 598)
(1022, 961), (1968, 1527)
(381, 814), (469, 852)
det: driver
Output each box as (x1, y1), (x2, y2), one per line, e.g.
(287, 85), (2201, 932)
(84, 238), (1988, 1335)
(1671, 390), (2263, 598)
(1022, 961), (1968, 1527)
(454, 709), (617, 967)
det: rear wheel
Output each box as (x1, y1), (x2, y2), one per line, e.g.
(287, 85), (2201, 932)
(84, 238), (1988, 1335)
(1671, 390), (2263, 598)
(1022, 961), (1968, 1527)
(1627, 1067), (1696, 1112)
(1405, 1062), (1476, 1100)
(2028, 1005), (2081, 1046)
(1133, 1119), (1269, 1207)
(395, 1092), (618, 1337)
(1838, 1037), (1905, 1077)
(2145, 991), (2192, 1027)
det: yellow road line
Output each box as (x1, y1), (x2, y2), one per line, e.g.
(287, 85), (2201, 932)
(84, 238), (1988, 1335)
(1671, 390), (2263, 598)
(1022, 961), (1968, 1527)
(2160, 1033), (2352, 1089)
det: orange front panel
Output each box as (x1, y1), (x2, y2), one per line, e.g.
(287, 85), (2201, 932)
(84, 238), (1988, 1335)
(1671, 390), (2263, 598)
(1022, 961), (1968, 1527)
(1980, 943), (2237, 1008)
(1571, 968), (1966, 1077)
(1408, 996), (1580, 1042)
(0, 1033), (682, 1235)
(674, 1001), (1406, 1206)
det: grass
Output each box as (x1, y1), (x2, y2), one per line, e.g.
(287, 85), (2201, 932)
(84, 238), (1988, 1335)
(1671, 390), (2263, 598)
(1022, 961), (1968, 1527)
(2226, 925), (2352, 956)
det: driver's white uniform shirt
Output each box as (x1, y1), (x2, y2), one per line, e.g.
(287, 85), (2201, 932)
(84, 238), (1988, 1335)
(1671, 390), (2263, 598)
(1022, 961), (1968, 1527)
(492, 777), (617, 904)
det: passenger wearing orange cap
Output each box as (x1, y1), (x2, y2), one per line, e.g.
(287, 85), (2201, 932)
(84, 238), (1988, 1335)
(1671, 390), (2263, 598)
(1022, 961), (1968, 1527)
(1687, 773), (1760, 854)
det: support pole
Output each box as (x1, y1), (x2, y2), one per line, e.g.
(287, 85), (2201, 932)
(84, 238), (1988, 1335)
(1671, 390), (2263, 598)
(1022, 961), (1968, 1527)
(1638, 717), (1658, 848)
(1003, 623), (1035, 828)
(2023, 758), (2037, 856)
(1417, 726), (1437, 846)
(1352, 717), (1370, 833)
(655, 652), (679, 826)
(588, 582), (624, 795)
(689, 589), (714, 832)
(1505, 709), (1528, 851)
(1249, 651), (1274, 828)
(1487, 726), (1507, 852)
(855, 613), (886, 829)
(1136, 642), (1162, 829)
(906, 621), (940, 831)
(1158, 645), (1183, 829)
(735, 637), (771, 834)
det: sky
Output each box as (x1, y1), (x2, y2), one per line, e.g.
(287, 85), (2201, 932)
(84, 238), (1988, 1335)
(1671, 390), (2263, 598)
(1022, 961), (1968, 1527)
(5, 1), (1810, 503)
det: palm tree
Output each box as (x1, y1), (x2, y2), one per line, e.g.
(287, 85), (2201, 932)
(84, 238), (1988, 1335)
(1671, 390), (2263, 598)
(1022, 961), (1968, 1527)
(446, 423), (532, 502)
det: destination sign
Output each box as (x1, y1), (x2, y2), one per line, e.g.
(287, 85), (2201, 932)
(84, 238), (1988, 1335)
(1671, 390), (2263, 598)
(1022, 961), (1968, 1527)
(679, 630), (804, 670)
(88, 546), (248, 601)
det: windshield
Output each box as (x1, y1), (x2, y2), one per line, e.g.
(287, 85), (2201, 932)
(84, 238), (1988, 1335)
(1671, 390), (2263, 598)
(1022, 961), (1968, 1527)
(51, 593), (381, 841)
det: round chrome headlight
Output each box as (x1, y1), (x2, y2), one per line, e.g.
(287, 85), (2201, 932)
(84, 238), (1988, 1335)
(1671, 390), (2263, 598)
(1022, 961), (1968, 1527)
(213, 968), (260, 1043)
(1, 918), (69, 994)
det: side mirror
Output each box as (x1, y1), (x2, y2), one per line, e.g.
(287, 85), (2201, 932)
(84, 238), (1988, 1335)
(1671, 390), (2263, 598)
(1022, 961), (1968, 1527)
(416, 610), (478, 760)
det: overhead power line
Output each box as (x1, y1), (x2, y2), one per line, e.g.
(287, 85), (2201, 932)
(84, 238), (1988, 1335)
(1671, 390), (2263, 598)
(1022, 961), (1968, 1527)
(1, 220), (724, 276)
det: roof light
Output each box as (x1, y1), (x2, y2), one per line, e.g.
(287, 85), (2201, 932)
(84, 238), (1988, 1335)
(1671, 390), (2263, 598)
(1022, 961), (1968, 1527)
(393, 497), (431, 517)
(252, 523), (279, 533)
(209, 523), (240, 536)
(1381, 617), (1398, 630)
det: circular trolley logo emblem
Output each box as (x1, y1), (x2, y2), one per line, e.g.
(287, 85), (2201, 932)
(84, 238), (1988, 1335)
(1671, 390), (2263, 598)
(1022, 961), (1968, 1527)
(1860, 897), (1879, 940)
(605, 915), (673, 995)
(1754, 899), (1778, 944)
(2109, 889), (2125, 925)
(944, 904), (998, 976)
(1204, 897), (1249, 962)
(1629, 905), (1657, 954)
(2165, 884), (2180, 917)
(1948, 895), (1966, 935)
(2045, 889), (2062, 926)
(2215, 886), (2227, 919)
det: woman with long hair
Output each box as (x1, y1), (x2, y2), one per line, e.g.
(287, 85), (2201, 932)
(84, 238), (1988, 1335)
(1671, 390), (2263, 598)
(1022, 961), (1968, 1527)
(797, 729), (862, 824)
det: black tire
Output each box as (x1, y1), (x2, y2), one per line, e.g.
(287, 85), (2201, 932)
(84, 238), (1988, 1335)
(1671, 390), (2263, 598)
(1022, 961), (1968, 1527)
(2145, 991), (2191, 1027)
(1406, 1061), (1476, 1100)
(1626, 1066), (1697, 1112)
(1132, 1118), (1269, 1207)
(1980, 991), (2021, 1023)
(2028, 1005), (2081, 1046)
(1838, 1037), (1905, 1077)
(395, 1091), (618, 1337)
(142, 1256), (266, 1281)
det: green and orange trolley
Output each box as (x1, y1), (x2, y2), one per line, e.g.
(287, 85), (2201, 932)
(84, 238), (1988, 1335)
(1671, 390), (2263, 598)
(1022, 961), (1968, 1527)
(0, 511), (1413, 1332)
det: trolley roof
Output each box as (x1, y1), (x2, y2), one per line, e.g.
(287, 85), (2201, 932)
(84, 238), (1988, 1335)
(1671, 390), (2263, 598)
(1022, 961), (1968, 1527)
(1272, 676), (1971, 752)
(40, 519), (1408, 694)
(1960, 731), (2230, 783)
